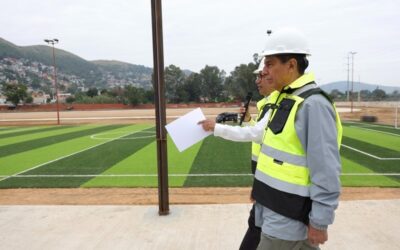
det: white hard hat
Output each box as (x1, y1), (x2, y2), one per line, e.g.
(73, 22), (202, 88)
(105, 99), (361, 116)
(253, 57), (265, 74)
(261, 28), (311, 57)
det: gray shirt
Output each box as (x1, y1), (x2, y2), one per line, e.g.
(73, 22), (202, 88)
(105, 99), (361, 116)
(255, 92), (341, 241)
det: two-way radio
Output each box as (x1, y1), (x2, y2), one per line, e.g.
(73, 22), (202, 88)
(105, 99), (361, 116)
(239, 92), (253, 126)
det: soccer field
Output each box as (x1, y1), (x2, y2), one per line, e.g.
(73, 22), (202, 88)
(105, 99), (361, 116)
(0, 122), (399, 188)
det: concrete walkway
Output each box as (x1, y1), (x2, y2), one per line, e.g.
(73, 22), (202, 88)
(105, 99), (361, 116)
(1, 200), (399, 250)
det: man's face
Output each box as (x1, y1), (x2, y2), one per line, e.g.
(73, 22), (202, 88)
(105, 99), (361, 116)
(262, 56), (292, 91)
(255, 71), (275, 96)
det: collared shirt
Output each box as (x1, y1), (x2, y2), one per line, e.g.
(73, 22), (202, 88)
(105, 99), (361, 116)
(213, 112), (269, 144)
(213, 97), (270, 144)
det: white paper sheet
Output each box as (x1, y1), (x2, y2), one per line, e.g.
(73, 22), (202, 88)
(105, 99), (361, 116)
(165, 108), (212, 152)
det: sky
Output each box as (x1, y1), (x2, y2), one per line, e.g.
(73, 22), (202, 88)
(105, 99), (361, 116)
(1, 0), (399, 87)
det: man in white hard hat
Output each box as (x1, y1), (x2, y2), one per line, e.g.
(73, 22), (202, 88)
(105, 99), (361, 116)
(251, 28), (342, 250)
(199, 56), (276, 250)
(201, 27), (342, 249)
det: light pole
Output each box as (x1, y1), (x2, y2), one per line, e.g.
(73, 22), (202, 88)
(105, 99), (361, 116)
(346, 54), (350, 101)
(349, 51), (357, 113)
(44, 39), (60, 125)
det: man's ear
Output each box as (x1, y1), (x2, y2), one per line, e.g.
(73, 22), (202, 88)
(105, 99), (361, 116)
(288, 58), (297, 72)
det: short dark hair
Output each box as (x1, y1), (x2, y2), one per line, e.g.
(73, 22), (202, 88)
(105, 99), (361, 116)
(275, 54), (309, 74)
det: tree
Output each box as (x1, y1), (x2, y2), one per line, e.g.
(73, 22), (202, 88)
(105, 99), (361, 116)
(65, 96), (75, 104)
(86, 87), (98, 97)
(1, 82), (28, 106)
(182, 73), (202, 102)
(199, 65), (225, 102)
(360, 90), (371, 101)
(371, 88), (386, 101)
(225, 62), (258, 101)
(164, 64), (186, 103)
(124, 85), (144, 105)
(329, 89), (344, 101)
(388, 90), (400, 101)
(25, 96), (33, 104)
(143, 89), (154, 104)
(100, 89), (108, 95)
(108, 86), (125, 103)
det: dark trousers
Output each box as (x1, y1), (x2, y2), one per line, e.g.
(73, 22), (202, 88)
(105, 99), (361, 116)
(239, 204), (261, 250)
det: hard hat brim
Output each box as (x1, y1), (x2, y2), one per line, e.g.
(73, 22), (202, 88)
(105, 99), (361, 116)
(261, 50), (311, 57)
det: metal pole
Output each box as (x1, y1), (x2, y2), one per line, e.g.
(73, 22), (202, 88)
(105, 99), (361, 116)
(51, 43), (60, 125)
(357, 75), (361, 101)
(395, 105), (398, 129)
(346, 54), (350, 102)
(45, 39), (60, 125)
(151, 0), (169, 215)
(350, 52), (356, 113)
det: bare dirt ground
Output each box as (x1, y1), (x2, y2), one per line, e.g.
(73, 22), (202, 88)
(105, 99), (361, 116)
(338, 106), (398, 126)
(0, 104), (398, 126)
(0, 187), (399, 205)
(0, 106), (398, 204)
(0, 107), (240, 125)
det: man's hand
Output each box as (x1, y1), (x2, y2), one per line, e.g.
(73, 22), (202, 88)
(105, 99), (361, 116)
(308, 224), (328, 246)
(239, 106), (251, 122)
(198, 119), (216, 132)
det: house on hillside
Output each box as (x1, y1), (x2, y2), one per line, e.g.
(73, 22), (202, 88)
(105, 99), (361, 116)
(0, 94), (6, 104)
(58, 93), (72, 103)
(32, 92), (50, 104)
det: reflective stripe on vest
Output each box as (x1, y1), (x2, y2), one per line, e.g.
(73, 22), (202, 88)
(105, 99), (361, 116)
(255, 168), (310, 197)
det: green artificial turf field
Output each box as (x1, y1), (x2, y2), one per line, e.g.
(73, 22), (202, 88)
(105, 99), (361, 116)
(0, 122), (399, 188)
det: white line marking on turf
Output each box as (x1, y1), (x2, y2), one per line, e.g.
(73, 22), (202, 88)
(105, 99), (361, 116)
(341, 144), (400, 160)
(0, 173), (399, 178)
(0, 116), (181, 122)
(344, 121), (394, 128)
(0, 127), (38, 134)
(91, 130), (156, 140)
(349, 126), (400, 137)
(341, 173), (400, 176)
(0, 129), (148, 183)
(0, 173), (254, 178)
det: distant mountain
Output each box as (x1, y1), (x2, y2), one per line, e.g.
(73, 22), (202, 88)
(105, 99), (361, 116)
(320, 81), (400, 94)
(0, 38), (153, 88)
(0, 38), (99, 78)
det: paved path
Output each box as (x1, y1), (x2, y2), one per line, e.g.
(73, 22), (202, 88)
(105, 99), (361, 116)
(1, 200), (399, 250)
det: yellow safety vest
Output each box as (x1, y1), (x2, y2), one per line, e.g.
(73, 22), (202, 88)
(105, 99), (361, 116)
(252, 74), (342, 224)
(250, 98), (268, 171)
(249, 92), (281, 173)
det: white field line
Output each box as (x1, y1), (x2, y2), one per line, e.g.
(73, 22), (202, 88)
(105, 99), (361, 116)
(346, 121), (400, 130)
(348, 126), (400, 137)
(345, 121), (399, 129)
(0, 130), (145, 183)
(90, 130), (156, 140)
(340, 173), (400, 176)
(341, 144), (400, 160)
(0, 173), (253, 178)
(0, 116), (181, 122)
(0, 173), (399, 178)
(0, 127), (38, 134)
